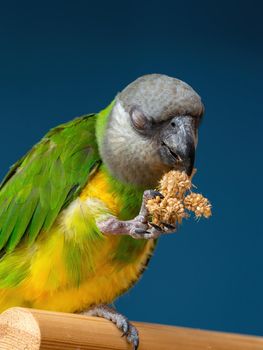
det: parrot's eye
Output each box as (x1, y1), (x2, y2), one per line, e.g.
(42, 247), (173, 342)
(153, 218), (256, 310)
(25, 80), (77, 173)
(130, 107), (149, 132)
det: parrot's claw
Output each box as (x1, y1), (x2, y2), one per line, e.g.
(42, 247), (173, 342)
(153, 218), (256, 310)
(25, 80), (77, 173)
(161, 222), (176, 230)
(144, 189), (164, 200)
(127, 324), (140, 350)
(81, 304), (139, 350)
(132, 226), (162, 239)
(131, 221), (176, 239)
(134, 228), (149, 234)
(149, 222), (163, 231)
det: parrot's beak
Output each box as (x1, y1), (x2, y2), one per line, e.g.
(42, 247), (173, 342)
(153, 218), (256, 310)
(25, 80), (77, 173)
(159, 116), (196, 176)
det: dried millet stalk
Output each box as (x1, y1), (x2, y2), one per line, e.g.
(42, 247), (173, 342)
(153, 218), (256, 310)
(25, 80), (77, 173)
(146, 170), (212, 231)
(159, 170), (192, 198)
(184, 193), (211, 218)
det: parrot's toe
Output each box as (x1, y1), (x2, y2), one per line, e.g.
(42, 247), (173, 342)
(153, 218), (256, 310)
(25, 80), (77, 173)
(120, 319), (139, 349)
(132, 221), (176, 239)
(132, 227), (162, 239)
(82, 304), (140, 349)
(114, 312), (129, 334)
(126, 323), (139, 350)
(143, 189), (164, 200)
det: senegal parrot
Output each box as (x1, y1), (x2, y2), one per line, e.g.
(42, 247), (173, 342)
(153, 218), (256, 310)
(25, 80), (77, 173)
(0, 74), (204, 349)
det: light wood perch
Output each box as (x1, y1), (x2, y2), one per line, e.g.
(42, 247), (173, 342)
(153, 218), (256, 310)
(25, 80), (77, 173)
(0, 307), (262, 349)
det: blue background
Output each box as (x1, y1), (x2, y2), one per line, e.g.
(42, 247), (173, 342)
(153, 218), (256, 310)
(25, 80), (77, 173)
(0, 0), (262, 336)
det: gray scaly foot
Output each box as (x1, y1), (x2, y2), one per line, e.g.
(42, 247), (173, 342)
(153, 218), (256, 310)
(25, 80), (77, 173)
(81, 304), (139, 349)
(97, 189), (176, 239)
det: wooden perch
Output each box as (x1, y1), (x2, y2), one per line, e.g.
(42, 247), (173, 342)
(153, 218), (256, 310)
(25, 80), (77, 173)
(0, 307), (262, 350)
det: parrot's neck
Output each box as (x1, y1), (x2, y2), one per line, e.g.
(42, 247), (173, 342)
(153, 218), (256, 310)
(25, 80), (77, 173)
(99, 164), (144, 220)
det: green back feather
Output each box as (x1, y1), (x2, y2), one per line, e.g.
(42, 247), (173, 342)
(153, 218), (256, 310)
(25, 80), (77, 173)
(0, 113), (101, 252)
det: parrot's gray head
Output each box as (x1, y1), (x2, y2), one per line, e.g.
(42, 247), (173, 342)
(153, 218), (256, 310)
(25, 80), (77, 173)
(100, 74), (204, 188)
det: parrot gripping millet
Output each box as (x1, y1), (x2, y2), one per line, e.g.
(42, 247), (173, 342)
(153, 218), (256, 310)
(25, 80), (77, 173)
(0, 74), (207, 350)
(146, 170), (212, 230)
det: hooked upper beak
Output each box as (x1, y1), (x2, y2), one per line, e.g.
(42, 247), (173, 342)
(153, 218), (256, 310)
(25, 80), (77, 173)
(159, 116), (196, 176)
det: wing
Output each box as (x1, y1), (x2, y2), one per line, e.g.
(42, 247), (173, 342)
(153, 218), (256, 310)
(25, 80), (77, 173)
(0, 114), (101, 253)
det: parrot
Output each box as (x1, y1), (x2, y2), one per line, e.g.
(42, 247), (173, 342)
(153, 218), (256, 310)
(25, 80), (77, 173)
(0, 74), (204, 349)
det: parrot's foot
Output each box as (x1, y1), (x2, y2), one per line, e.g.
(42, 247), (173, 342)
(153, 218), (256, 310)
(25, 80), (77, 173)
(97, 189), (176, 239)
(81, 304), (139, 350)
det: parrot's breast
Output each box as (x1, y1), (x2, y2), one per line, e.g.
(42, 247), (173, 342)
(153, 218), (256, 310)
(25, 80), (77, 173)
(0, 169), (155, 313)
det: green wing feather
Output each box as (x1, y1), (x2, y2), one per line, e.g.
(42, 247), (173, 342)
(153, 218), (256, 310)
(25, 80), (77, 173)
(0, 114), (101, 252)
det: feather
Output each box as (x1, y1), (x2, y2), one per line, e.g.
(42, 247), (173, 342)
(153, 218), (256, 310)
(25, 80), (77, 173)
(0, 113), (100, 252)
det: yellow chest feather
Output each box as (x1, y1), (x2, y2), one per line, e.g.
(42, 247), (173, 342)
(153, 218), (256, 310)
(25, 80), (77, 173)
(0, 170), (154, 313)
